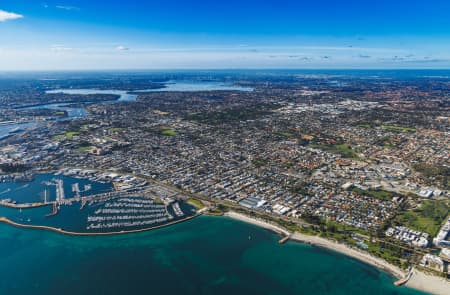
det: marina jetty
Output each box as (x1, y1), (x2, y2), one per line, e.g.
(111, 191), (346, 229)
(45, 202), (59, 217)
(0, 200), (51, 209)
(0, 212), (200, 236)
(278, 235), (290, 244)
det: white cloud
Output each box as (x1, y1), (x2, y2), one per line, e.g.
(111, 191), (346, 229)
(1, 43), (449, 70)
(51, 44), (73, 51)
(116, 45), (130, 51)
(0, 9), (23, 22)
(55, 5), (80, 11)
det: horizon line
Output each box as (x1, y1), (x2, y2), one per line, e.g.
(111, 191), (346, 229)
(1, 68), (450, 73)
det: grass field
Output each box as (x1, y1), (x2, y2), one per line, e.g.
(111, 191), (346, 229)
(52, 134), (66, 141)
(311, 144), (359, 159)
(65, 131), (81, 138)
(395, 200), (449, 235)
(75, 146), (93, 152)
(143, 126), (178, 136)
(109, 127), (127, 133)
(187, 198), (205, 209)
(52, 131), (82, 141)
(352, 187), (397, 201)
(357, 123), (372, 129)
(413, 163), (450, 189)
(160, 128), (177, 136)
(381, 125), (416, 133)
(383, 144), (397, 149)
(277, 131), (295, 138)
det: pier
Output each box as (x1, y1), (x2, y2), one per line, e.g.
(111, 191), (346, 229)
(0, 213), (200, 236)
(86, 197), (175, 231)
(80, 199), (88, 210)
(56, 179), (65, 202)
(45, 202), (59, 217)
(72, 182), (80, 198)
(0, 201), (51, 209)
(394, 268), (413, 286)
(278, 235), (291, 244)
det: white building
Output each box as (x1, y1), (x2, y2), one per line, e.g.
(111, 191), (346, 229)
(433, 217), (450, 247)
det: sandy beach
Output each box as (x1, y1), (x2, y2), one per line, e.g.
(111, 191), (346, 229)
(224, 211), (290, 236)
(225, 211), (450, 295)
(290, 232), (406, 279)
(405, 269), (450, 295)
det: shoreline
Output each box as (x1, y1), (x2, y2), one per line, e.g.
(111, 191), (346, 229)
(289, 232), (406, 279)
(224, 211), (404, 278)
(224, 211), (290, 236)
(224, 211), (450, 295)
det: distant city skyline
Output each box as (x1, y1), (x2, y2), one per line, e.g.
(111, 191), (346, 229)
(1, 0), (450, 70)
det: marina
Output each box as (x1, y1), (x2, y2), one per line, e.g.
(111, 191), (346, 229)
(0, 173), (113, 205)
(0, 194), (196, 234)
(0, 171), (196, 234)
(85, 196), (184, 232)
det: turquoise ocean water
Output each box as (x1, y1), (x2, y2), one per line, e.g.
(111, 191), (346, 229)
(0, 215), (427, 295)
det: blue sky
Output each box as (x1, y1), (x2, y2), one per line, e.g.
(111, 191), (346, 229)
(1, 0), (450, 70)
